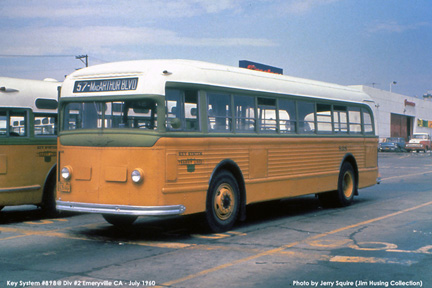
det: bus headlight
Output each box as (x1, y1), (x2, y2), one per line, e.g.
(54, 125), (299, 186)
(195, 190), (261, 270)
(131, 169), (144, 183)
(61, 166), (72, 180)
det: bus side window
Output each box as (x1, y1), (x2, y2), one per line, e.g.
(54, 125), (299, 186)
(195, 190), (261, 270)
(0, 111), (6, 136)
(165, 89), (199, 131)
(207, 92), (232, 132)
(234, 95), (255, 133)
(9, 112), (27, 136)
(258, 97), (277, 133)
(316, 104), (332, 134)
(34, 115), (57, 136)
(166, 89), (182, 130)
(348, 107), (362, 134)
(333, 105), (348, 133)
(362, 109), (374, 135)
(184, 90), (199, 131)
(278, 99), (296, 133)
(297, 101), (315, 134)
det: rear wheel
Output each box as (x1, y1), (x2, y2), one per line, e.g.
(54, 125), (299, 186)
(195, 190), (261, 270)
(103, 214), (137, 226)
(319, 162), (356, 207)
(205, 171), (240, 233)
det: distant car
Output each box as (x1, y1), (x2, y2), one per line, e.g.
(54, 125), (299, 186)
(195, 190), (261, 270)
(405, 133), (431, 153)
(379, 137), (406, 152)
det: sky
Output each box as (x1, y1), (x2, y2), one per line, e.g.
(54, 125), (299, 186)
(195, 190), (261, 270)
(0, 0), (431, 97)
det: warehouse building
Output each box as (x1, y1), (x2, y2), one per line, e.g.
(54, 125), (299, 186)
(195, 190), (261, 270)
(352, 85), (432, 142)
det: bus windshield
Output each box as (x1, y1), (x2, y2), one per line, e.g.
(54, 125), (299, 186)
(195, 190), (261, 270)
(62, 99), (157, 131)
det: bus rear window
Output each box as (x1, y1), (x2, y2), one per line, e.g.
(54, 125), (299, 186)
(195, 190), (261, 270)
(363, 109), (374, 134)
(63, 100), (157, 131)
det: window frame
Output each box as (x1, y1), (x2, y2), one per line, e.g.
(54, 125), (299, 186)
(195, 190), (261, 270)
(34, 113), (58, 137)
(0, 109), (29, 138)
(62, 99), (158, 132)
(165, 89), (200, 132)
(207, 92), (233, 133)
(201, 87), (375, 137)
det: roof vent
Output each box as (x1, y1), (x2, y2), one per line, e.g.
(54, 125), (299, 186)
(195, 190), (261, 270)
(162, 70), (172, 75)
(0, 87), (19, 93)
(43, 78), (59, 82)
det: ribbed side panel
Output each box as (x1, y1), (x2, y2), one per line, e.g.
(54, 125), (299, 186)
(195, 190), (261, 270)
(161, 137), (373, 191)
(165, 148), (250, 190)
(268, 142), (365, 178)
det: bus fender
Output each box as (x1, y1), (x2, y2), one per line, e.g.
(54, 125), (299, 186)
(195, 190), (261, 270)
(208, 159), (247, 221)
(41, 164), (57, 209)
(44, 164), (57, 189)
(340, 153), (359, 195)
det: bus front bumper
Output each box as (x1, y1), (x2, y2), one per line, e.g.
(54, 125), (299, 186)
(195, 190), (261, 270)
(56, 200), (186, 216)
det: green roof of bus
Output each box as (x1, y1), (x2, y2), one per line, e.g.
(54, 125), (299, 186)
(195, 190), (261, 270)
(0, 77), (60, 112)
(62, 59), (373, 104)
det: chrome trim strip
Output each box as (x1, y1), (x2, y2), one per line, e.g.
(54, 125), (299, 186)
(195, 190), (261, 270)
(0, 185), (41, 193)
(56, 200), (186, 216)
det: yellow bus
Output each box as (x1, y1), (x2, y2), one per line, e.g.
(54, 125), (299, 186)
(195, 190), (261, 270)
(0, 77), (60, 214)
(56, 60), (378, 232)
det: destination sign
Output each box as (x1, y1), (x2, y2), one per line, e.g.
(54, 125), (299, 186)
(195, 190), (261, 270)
(73, 77), (138, 93)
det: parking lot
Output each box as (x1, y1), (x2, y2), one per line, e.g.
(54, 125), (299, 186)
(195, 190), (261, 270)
(1, 151), (431, 288)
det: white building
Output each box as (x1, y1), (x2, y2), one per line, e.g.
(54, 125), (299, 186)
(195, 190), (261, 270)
(351, 85), (432, 141)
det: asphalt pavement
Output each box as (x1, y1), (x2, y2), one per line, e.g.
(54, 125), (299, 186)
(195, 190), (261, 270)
(0, 151), (431, 288)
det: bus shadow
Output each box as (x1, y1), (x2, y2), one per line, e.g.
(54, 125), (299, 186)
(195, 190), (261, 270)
(76, 195), (333, 242)
(0, 206), (76, 225)
(74, 192), (376, 243)
(243, 195), (322, 225)
(77, 214), (205, 242)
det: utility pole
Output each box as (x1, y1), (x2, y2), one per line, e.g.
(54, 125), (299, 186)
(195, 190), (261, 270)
(75, 55), (88, 67)
(390, 81), (397, 92)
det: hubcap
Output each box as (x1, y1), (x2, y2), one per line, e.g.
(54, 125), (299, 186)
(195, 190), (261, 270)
(214, 183), (235, 221)
(342, 171), (354, 198)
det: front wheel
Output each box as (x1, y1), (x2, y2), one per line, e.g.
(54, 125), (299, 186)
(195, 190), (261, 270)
(205, 171), (240, 233)
(103, 214), (138, 227)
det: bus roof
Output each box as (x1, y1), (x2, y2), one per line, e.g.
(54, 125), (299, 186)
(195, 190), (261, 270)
(0, 77), (60, 112)
(62, 59), (374, 104)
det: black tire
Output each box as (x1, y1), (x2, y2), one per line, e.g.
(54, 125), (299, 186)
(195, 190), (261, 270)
(41, 173), (58, 217)
(205, 171), (240, 233)
(319, 162), (356, 207)
(102, 214), (137, 226)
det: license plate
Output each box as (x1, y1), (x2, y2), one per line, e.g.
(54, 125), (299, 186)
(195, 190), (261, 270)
(59, 182), (71, 193)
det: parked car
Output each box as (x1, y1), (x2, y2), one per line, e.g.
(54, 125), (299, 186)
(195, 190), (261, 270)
(405, 133), (431, 153)
(379, 137), (406, 152)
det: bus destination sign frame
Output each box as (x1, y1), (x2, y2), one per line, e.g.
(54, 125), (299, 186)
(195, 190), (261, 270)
(73, 77), (139, 93)
(239, 60), (283, 75)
